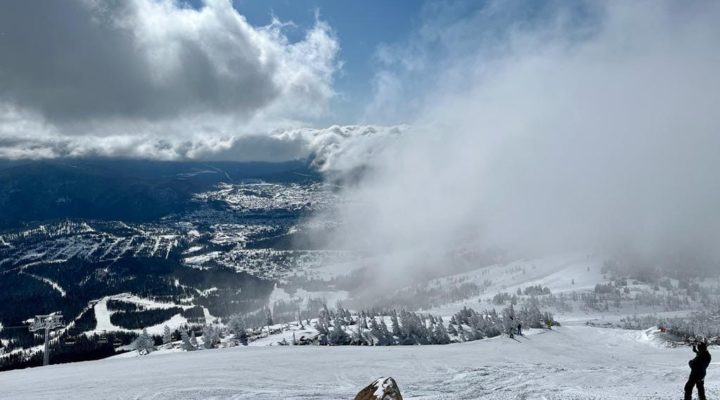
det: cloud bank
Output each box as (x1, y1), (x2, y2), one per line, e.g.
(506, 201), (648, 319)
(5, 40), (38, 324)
(0, 0), (339, 159)
(324, 0), (720, 275)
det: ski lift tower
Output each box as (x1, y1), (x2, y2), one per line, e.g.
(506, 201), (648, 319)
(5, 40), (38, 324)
(29, 313), (64, 366)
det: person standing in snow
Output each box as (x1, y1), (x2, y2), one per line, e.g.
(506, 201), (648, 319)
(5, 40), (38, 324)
(685, 342), (711, 400)
(517, 323), (522, 336)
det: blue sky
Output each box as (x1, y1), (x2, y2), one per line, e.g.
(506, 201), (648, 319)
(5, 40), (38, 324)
(224, 0), (602, 125)
(232, 0), (426, 123)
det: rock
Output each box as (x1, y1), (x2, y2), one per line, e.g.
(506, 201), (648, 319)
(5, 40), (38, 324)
(354, 377), (403, 400)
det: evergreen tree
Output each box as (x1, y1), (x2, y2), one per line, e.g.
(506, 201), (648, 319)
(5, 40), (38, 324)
(227, 315), (248, 345)
(265, 308), (274, 337)
(328, 314), (350, 345)
(162, 325), (173, 345)
(433, 322), (451, 344)
(202, 325), (219, 349)
(359, 312), (369, 330)
(352, 325), (364, 345)
(181, 329), (195, 351)
(369, 317), (383, 345)
(379, 319), (393, 345)
(391, 312), (401, 337)
(190, 331), (198, 348)
(132, 328), (154, 355)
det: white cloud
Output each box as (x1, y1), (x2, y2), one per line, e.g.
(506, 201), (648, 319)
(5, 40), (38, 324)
(0, 104), (404, 167)
(0, 0), (340, 156)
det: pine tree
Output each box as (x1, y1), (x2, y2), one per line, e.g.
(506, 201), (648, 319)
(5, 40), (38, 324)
(190, 331), (198, 348)
(391, 312), (401, 337)
(328, 314), (350, 345)
(369, 317), (383, 345)
(133, 328), (154, 355)
(266, 308), (274, 327)
(433, 322), (451, 344)
(162, 325), (173, 345)
(374, 319), (390, 345)
(352, 325), (364, 345)
(314, 318), (329, 335)
(226, 315), (243, 334)
(227, 315), (248, 345)
(181, 329), (195, 351)
(359, 312), (369, 330)
(459, 327), (467, 342)
(202, 325), (219, 349)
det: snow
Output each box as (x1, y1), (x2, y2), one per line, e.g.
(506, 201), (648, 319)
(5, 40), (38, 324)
(184, 245), (204, 254)
(0, 325), (714, 399)
(373, 378), (388, 398)
(21, 272), (66, 297)
(93, 297), (117, 333)
(92, 295), (197, 335)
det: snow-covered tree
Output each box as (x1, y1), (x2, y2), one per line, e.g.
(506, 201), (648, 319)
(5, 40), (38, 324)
(190, 331), (198, 348)
(390, 312), (401, 337)
(181, 329), (195, 351)
(202, 325), (220, 349)
(132, 328), (154, 355)
(227, 315), (248, 345)
(433, 322), (451, 344)
(162, 325), (173, 345)
(328, 314), (350, 345)
(359, 312), (369, 330)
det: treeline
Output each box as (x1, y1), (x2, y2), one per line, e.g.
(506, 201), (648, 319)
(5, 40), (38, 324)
(620, 311), (720, 344)
(110, 308), (184, 330)
(231, 304), (553, 348)
(313, 304), (554, 347)
(107, 300), (145, 312)
(112, 302), (557, 357)
(110, 306), (206, 330)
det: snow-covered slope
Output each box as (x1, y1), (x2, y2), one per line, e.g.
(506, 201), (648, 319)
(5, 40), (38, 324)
(0, 325), (712, 399)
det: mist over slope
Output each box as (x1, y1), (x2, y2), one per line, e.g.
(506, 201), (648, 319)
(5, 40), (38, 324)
(312, 1), (720, 281)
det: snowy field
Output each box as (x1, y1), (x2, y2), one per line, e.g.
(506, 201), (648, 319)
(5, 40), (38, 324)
(0, 324), (713, 399)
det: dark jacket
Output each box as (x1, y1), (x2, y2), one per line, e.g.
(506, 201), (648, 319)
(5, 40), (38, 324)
(689, 348), (711, 378)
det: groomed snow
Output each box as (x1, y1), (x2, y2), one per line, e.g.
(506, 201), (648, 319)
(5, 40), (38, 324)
(92, 295), (203, 335)
(0, 325), (715, 399)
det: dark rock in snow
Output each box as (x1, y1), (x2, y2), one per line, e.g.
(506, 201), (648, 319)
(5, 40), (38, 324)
(354, 377), (403, 400)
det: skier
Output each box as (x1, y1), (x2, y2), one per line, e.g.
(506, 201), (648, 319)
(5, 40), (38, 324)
(517, 323), (522, 336)
(685, 342), (711, 400)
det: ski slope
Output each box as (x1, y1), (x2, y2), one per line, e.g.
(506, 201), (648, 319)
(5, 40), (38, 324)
(0, 325), (713, 399)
